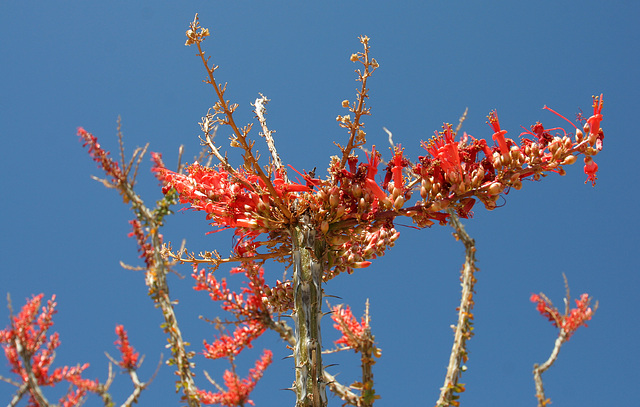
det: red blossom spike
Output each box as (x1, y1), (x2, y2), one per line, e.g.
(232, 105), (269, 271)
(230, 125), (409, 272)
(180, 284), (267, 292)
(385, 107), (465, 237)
(114, 325), (139, 370)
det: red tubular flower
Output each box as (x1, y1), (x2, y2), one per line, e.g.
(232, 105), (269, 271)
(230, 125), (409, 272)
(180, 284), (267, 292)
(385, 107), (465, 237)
(363, 146), (390, 204)
(487, 110), (509, 155)
(114, 325), (139, 370)
(422, 124), (463, 181)
(587, 94), (604, 138)
(197, 349), (273, 406)
(390, 145), (405, 190)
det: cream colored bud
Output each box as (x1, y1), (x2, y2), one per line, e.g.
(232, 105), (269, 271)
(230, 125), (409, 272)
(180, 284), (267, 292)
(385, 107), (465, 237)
(483, 200), (497, 211)
(564, 137), (573, 149)
(342, 100), (350, 108)
(394, 195), (405, 210)
(562, 155), (577, 165)
(487, 182), (503, 195)
(421, 178), (432, 191)
(512, 180), (523, 190)
(329, 192), (339, 208)
(350, 53), (359, 62)
(352, 183), (362, 199)
(575, 128), (584, 142)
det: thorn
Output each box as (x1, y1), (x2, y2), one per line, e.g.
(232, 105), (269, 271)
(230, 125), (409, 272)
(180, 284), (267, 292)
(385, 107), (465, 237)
(324, 294), (343, 300)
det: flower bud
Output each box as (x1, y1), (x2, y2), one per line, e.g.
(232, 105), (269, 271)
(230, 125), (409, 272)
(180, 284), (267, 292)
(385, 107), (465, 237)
(320, 220), (329, 234)
(352, 183), (362, 199)
(329, 192), (339, 208)
(342, 100), (350, 108)
(420, 185), (428, 199)
(562, 155), (577, 165)
(394, 195), (405, 210)
(487, 182), (503, 195)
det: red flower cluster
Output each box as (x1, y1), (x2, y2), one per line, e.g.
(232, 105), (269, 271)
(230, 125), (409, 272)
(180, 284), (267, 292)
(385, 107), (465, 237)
(154, 96), (604, 283)
(78, 127), (124, 184)
(530, 293), (595, 339)
(193, 263), (269, 359)
(114, 325), (139, 370)
(197, 349), (272, 406)
(154, 163), (307, 233)
(0, 294), (99, 405)
(331, 304), (368, 350)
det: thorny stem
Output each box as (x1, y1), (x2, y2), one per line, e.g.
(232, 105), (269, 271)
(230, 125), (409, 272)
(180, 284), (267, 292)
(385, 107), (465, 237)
(532, 331), (567, 407)
(80, 126), (200, 406)
(359, 300), (376, 407)
(436, 210), (477, 407)
(129, 190), (199, 406)
(265, 318), (361, 406)
(291, 215), (328, 407)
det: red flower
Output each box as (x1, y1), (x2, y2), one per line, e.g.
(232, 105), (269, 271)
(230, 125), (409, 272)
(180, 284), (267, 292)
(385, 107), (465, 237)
(422, 124), (463, 181)
(487, 110), (509, 156)
(583, 156), (599, 186)
(363, 146), (390, 204)
(587, 94), (604, 138)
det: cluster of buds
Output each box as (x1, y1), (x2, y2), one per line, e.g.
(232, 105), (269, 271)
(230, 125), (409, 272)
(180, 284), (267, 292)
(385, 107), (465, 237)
(324, 223), (400, 280)
(262, 280), (294, 313)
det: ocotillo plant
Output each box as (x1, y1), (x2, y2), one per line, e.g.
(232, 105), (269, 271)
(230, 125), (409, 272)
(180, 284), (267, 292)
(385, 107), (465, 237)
(1, 14), (601, 407)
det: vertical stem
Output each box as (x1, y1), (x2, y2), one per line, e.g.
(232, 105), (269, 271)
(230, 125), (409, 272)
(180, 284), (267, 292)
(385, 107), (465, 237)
(436, 211), (477, 407)
(291, 213), (328, 407)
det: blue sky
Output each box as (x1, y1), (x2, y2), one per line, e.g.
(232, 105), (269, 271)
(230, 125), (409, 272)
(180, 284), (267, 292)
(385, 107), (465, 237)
(1, 2), (638, 406)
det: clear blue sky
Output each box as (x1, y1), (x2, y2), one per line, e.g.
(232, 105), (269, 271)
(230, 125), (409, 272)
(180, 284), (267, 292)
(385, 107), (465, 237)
(1, 2), (637, 406)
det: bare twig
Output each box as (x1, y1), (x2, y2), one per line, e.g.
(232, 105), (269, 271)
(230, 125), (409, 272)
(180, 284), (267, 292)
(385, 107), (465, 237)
(254, 94), (286, 179)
